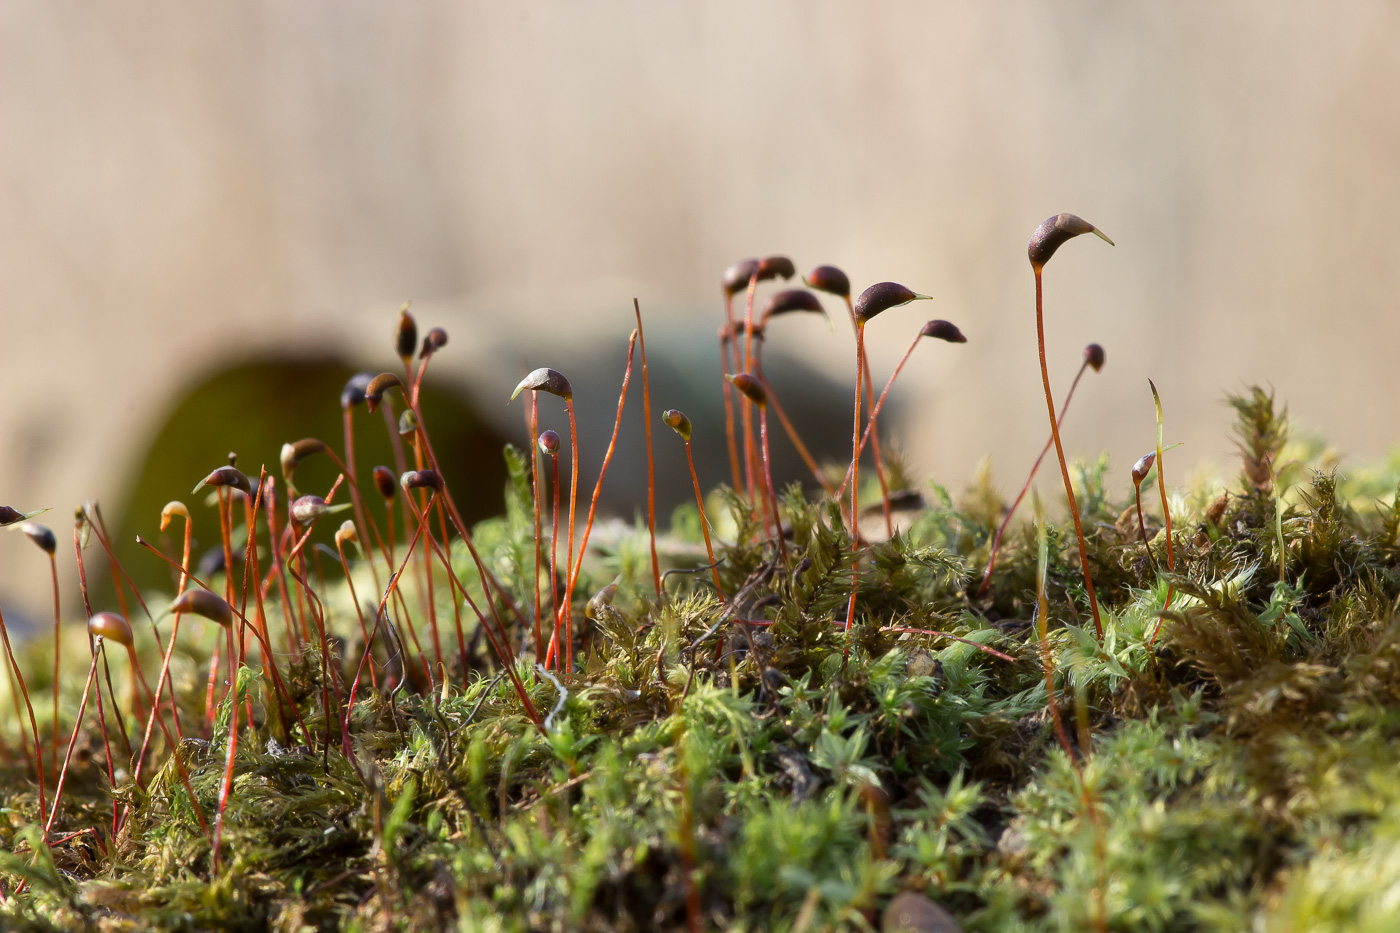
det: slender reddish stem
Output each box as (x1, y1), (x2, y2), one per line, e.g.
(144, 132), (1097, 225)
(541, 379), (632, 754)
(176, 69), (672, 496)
(547, 453), (561, 666)
(836, 331), (925, 501)
(49, 553), (61, 779)
(0, 603), (46, 822)
(558, 332), (635, 677)
(635, 299), (662, 596)
(977, 360), (1091, 597)
(1034, 270), (1103, 639)
(757, 406), (787, 565)
(530, 393), (544, 655)
(740, 273), (760, 506)
(134, 514), (193, 782)
(718, 311), (743, 492)
(44, 645), (101, 837)
(683, 440), (726, 600)
(844, 296), (893, 535)
(842, 323), (867, 663)
(1134, 480), (1159, 576)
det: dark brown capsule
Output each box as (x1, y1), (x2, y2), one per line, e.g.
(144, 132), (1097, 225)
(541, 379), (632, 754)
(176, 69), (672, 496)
(727, 373), (766, 407)
(0, 505), (24, 526)
(170, 589), (233, 627)
(511, 368), (572, 402)
(1131, 452), (1157, 487)
(853, 282), (930, 323)
(803, 264), (851, 299)
(400, 469), (444, 493)
(757, 255), (795, 281)
(722, 258), (761, 297)
(364, 373), (403, 413)
(372, 466), (397, 500)
(718, 320), (763, 343)
(193, 466), (252, 497)
(761, 289), (826, 323)
(538, 430), (561, 456)
(662, 409), (692, 442)
(920, 320), (967, 343)
(88, 612), (133, 647)
(1027, 212), (1114, 271)
(280, 438), (327, 479)
(341, 372), (375, 410)
(420, 326), (449, 359)
(395, 306), (418, 361)
(20, 522), (56, 554)
(1083, 343), (1106, 372)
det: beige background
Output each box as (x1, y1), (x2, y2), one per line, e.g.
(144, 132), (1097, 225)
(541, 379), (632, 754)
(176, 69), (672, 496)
(3, 2), (1399, 618)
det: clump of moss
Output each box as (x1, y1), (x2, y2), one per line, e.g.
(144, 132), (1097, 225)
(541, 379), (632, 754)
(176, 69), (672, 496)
(2, 309), (1400, 933)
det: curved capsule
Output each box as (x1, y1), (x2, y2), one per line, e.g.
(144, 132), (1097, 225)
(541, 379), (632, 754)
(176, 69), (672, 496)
(803, 264), (851, 299)
(1131, 452), (1157, 486)
(1027, 213), (1114, 271)
(761, 289), (826, 323)
(88, 611), (134, 647)
(341, 372), (375, 410)
(160, 501), (190, 532)
(335, 520), (359, 549)
(420, 326), (448, 359)
(662, 409), (692, 442)
(1083, 343), (1106, 372)
(511, 368), (573, 402)
(757, 255), (795, 281)
(538, 430), (561, 456)
(170, 589), (233, 627)
(20, 522), (56, 554)
(193, 466), (252, 497)
(280, 438), (327, 479)
(291, 495), (331, 524)
(364, 373), (403, 413)
(395, 306), (418, 361)
(0, 505), (47, 526)
(722, 258), (761, 296)
(400, 469), (444, 493)
(920, 320), (967, 343)
(585, 582), (619, 622)
(372, 465), (397, 500)
(853, 282), (930, 323)
(727, 373), (767, 407)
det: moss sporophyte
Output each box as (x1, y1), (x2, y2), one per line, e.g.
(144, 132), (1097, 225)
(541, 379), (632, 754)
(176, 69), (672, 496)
(4, 222), (1400, 932)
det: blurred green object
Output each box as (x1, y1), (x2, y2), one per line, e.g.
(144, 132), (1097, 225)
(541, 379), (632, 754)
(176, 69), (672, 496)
(107, 357), (506, 602)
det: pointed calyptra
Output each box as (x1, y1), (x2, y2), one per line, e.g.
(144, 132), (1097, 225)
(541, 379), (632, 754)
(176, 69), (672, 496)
(193, 466), (252, 497)
(511, 368), (572, 402)
(1027, 213), (1114, 271)
(853, 282), (931, 322)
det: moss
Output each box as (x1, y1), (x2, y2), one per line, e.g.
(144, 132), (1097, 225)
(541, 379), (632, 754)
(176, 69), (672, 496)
(4, 365), (1400, 931)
